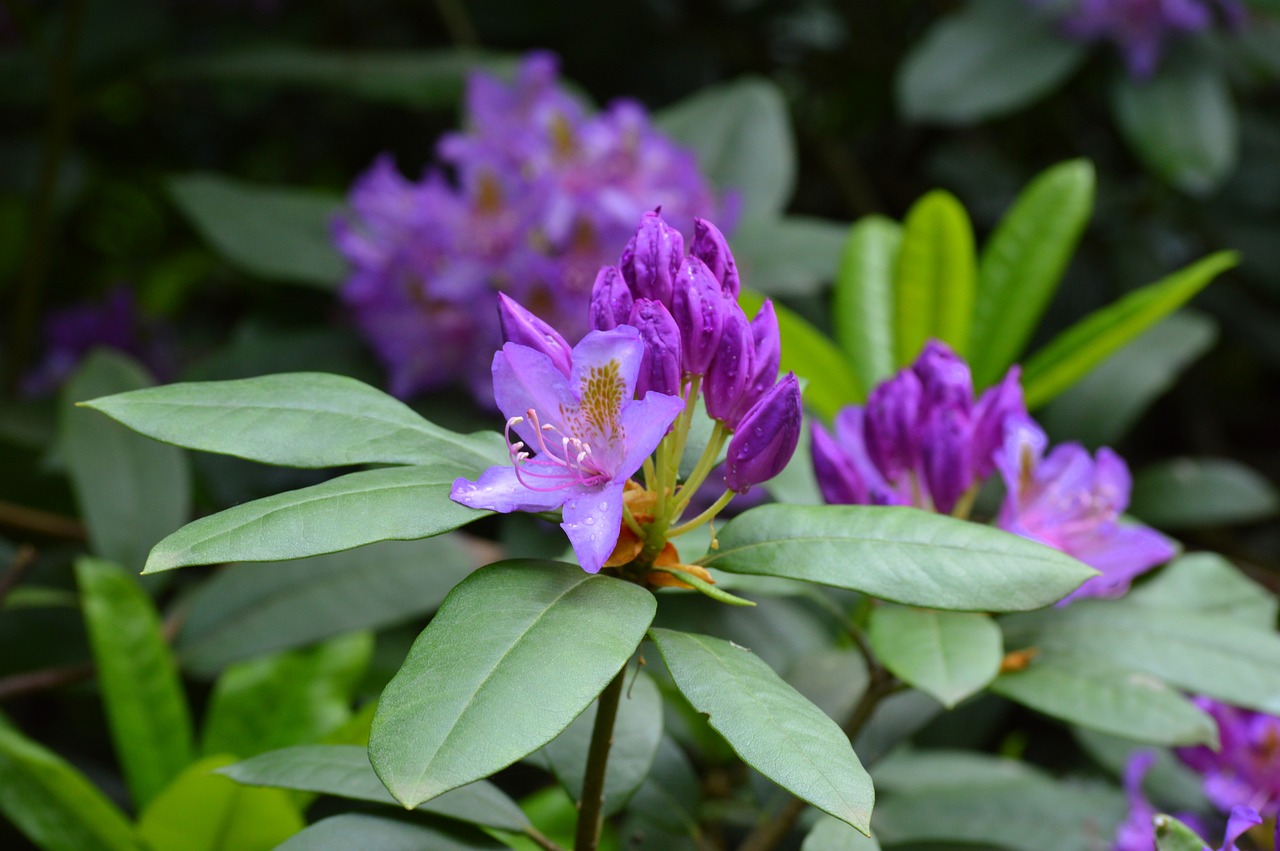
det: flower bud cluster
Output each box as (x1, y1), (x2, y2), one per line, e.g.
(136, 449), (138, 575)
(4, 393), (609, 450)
(589, 211), (801, 493)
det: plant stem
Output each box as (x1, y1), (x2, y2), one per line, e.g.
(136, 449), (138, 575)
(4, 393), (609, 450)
(670, 423), (727, 518)
(668, 489), (734, 537)
(574, 666), (627, 851)
(0, 545), (37, 606)
(0, 499), (87, 540)
(525, 827), (568, 851)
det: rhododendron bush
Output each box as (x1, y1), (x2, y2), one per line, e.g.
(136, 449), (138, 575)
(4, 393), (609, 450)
(3, 3), (1280, 851)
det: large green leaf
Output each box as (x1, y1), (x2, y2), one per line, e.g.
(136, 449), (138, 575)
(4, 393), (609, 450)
(624, 736), (702, 837)
(740, 291), (862, 421)
(802, 816), (882, 851)
(61, 352), (191, 571)
(144, 463), (486, 573)
(0, 724), (140, 851)
(370, 561), (656, 808)
(76, 557), (193, 808)
(867, 606), (1002, 708)
(168, 174), (344, 288)
(543, 670), (663, 816)
(870, 750), (1125, 851)
(219, 745), (528, 832)
(275, 813), (502, 851)
(201, 632), (371, 758)
(702, 504), (1096, 612)
(989, 653), (1217, 746)
(892, 190), (976, 363)
(1074, 728), (1207, 812)
(1130, 457), (1280, 530)
(176, 536), (477, 676)
(1127, 552), (1277, 629)
(732, 215), (850, 297)
(1038, 311), (1216, 446)
(1112, 54), (1238, 195)
(1002, 600), (1280, 714)
(1020, 252), (1238, 408)
(833, 216), (901, 396)
(649, 628), (874, 835)
(164, 48), (514, 109)
(137, 756), (303, 851)
(969, 160), (1095, 388)
(84, 372), (504, 472)
(655, 78), (795, 222)
(896, 0), (1086, 124)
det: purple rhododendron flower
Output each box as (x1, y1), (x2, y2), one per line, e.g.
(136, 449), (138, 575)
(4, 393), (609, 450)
(1177, 697), (1280, 818)
(335, 52), (726, 401)
(1114, 752), (1160, 851)
(996, 413), (1174, 603)
(1038, 0), (1245, 78)
(450, 325), (684, 574)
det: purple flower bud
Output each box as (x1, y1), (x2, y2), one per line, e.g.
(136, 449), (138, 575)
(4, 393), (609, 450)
(744, 298), (782, 402)
(589, 266), (634, 332)
(671, 257), (725, 375)
(970, 366), (1025, 479)
(863, 368), (922, 482)
(919, 406), (972, 514)
(691, 217), (740, 297)
(703, 301), (754, 426)
(497, 293), (573, 376)
(812, 420), (870, 505)
(913, 340), (973, 416)
(620, 211), (683, 307)
(724, 373), (802, 493)
(628, 299), (683, 399)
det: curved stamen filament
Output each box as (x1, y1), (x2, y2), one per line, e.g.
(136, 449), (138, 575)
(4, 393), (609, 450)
(505, 408), (608, 492)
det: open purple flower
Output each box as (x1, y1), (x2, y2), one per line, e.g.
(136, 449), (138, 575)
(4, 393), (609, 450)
(450, 325), (684, 574)
(1177, 697), (1280, 819)
(996, 413), (1174, 603)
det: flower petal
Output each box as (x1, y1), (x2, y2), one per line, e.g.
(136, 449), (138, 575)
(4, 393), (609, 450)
(617, 390), (685, 478)
(492, 343), (576, 448)
(451, 466), (573, 514)
(561, 482), (627, 574)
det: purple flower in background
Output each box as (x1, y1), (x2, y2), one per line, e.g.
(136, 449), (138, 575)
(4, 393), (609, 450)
(1114, 752), (1160, 851)
(1177, 697), (1280, 819)
(450, 325), (684, 574)
(995, 413), (1174, 603)
(811, 340), (1025, 513)
(22, 287), (169, 397)
(335, 52), (725, 401)
(1039, 0), (1245, 77)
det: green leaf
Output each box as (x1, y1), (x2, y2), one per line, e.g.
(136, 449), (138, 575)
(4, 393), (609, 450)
(870, 751), (1125, 851)
(1155, 814), (1212, 851)
(543, 670), (663, 816)
(655, 78), (795, 222)
(61, 352), (191, 571)
(176, 536), (477, 676)
(625, 736), (703, 837)
(0, 724), (141, 851)
(1112, 54), (1239, 194)
(702, 504), (1097, 612)
(802, 815), (882, 851)
(370, 561), (657, 808)
(1074, 728), (1208, 811)
(732, 215), (850, 297)
(75, 557), (193, 808)
(84, 372), (505, 472)
(1002, 600), (1280, 714)
(833, 216), (901, 395)
(739, 291), (862, 420)
(219, 745), (528, 832)
(1038, 311), (1216, 446)
(867, 606), (1002, 708)
(1128, 552), (1277, 629)
(163, 48), (515, 109)
(969, 160), (1096, 388)
(892, 190), (976, 363)
(988, 653), (1217, 746)
(201, 632), (372, 758)
(275, 813), (503, 851)
(137, 755), (303, 851)
(144, 463), (486, 573)
(648, 628), (874, 835)
(167, 174), (343, 288)
(1130, 457), (1280, 530)
(1020, 251), (1238, 408)
(896, 0), (1086, 124)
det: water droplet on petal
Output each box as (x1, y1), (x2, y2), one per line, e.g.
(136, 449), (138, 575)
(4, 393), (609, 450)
(585, 516), (596, 526)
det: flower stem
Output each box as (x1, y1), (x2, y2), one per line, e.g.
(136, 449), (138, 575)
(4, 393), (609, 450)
(573, 666), (627, 851)
(622, 505), (644, 538)
(670, 422), (727, 519)
(951, 483), (980, 520)
(668, 490), (734, 538)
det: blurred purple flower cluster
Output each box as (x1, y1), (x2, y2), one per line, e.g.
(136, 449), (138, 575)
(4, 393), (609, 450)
(1040, 0), (1245, 77)
(1178, 698), (1280, 819)
(335, 52), (725, 401)
(812, 341), (1174, 603)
